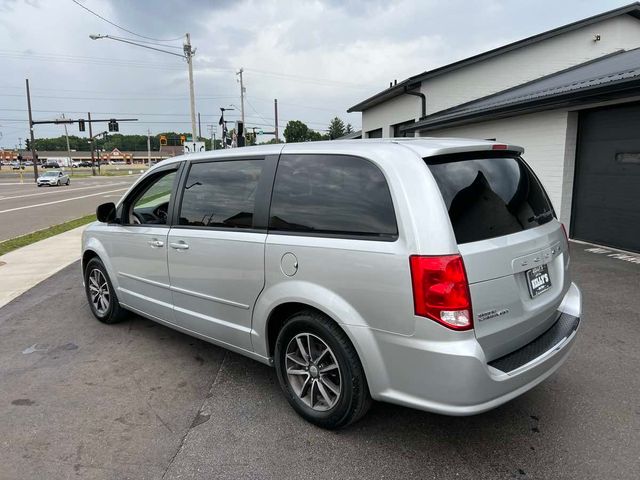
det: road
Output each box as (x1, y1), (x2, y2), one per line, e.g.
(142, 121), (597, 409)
(0, 244), (638, 479)
(0, 175), (139, 241)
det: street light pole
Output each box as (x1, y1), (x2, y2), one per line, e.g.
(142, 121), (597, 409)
(90, 33), (198, 144)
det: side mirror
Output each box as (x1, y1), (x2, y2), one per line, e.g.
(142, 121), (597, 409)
(96, 202), (117, 223)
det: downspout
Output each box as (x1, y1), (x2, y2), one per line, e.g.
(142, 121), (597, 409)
(404, 86), (427, 120)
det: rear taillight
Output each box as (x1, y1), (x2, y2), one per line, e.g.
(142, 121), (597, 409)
(409, 255), (473, 330)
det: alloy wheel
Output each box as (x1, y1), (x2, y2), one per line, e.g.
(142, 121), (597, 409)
(88, 268), (110, 315)
(285, 333), (342, 411)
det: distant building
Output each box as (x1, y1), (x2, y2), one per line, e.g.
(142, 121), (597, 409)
(1, 147), (182, 164)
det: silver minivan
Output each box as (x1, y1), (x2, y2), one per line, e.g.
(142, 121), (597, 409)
(82, 138), (581, 429)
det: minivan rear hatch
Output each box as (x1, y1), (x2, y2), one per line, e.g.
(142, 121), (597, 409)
(426, 151), (570, 361)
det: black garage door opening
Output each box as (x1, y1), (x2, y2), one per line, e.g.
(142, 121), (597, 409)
(572, 103), (640, 253)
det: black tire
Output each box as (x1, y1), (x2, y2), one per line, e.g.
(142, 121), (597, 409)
(84, 257), (128, 324)
(274, 310), (371, 429)
(56, 180), (60, 186)
(66, 179), (70, 185)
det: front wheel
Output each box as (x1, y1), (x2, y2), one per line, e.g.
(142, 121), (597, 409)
(56, 180), (60, 186)
(274, 310), (371, 429)
(66, 179), (70, 185)
(84, 258), (128, 324)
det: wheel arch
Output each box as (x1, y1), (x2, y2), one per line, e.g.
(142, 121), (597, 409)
(81, 236), (119, 291)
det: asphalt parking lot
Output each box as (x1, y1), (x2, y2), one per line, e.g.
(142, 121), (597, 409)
(0, 243), (638, 480)
(0, 175), (139, 241)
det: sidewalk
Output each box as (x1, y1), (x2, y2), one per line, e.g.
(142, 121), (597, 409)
(0, 226), (85, 308)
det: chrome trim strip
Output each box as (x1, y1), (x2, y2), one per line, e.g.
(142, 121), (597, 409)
(170, 285), (250, 310)
(119, 271), (170, 289)
(118, 271), (249, 310)
(173, 305), (252, 333)
(118, 287), (174, 310)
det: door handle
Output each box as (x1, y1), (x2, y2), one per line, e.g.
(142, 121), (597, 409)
(147, 239), (164, 248)
(169, 241), (189, 250)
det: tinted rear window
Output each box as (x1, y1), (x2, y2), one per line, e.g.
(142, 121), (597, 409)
(269, 154), (397, 239)
(426, 156), (554, 244)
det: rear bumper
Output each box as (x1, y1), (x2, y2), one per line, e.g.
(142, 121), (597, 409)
(347, 282), (582, 416)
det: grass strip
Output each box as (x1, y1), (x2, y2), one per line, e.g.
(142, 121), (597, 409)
(0, 214), (96, 257)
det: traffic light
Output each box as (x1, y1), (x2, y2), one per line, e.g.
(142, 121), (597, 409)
(78, 119), (85, 132)
(236, 121), (245, 147)
(180, 135), (186, 145)
(160, 135), (167, 146)
(108, 119), (119, 132)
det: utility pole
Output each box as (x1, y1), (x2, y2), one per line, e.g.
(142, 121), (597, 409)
(198, 112), (202, 139)
(237, 68), (246, 125)
(274, 98), (279, 143)
(25, 79), (39, 180)
(61, 113), (72, 173)
(147, 129), (151, 167)
(88, 112), (96, 176)
(184, 33), (197, 142)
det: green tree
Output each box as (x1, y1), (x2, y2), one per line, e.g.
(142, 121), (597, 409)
(283, 120), (310, 143)
(345, 123), (353, 134)
(327, 117), (346, 139)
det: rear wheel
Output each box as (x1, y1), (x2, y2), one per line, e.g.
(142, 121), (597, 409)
(274, 310), (371, 429)
(84, 258), (127, 324)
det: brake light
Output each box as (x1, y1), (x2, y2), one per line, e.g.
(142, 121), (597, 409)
(409, 255), (473, 330)
(492, 144), (508, 150)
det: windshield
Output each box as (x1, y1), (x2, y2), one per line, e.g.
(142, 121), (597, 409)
(42, 172), (58, 177)
(426, 154), (554, 244)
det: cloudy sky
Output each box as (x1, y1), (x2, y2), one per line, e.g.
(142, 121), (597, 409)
(0, 0), (632, 148)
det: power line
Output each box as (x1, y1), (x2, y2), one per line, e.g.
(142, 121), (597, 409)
(70, 0), (184, 42)
(0, 51), (184, 71)
(107, 35), (184, 50)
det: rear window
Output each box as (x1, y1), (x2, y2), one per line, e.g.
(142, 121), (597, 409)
(426, 155), (554, 244)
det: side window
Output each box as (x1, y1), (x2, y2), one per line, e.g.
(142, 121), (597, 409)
(178, 159), (263, 229)
(126, 170), (177, 225)
(269, 154), (397, 239)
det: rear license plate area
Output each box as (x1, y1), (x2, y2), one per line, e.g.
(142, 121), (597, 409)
(526, 264), (551, 298)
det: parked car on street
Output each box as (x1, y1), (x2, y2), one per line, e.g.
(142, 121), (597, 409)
(10, 162), (24, 170)
(43, 161), (61, 169)
(37, 170), (70, 186)
(82, 139), (581, 429)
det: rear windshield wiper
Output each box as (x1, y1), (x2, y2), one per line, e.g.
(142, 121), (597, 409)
(528, 211), (553, 223)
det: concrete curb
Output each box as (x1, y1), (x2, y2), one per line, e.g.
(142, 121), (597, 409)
(0, 225), (86, 308)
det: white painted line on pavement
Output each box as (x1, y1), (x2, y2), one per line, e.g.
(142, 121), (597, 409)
(0, 182), (128, 200)
(0, 187), (129, 214)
